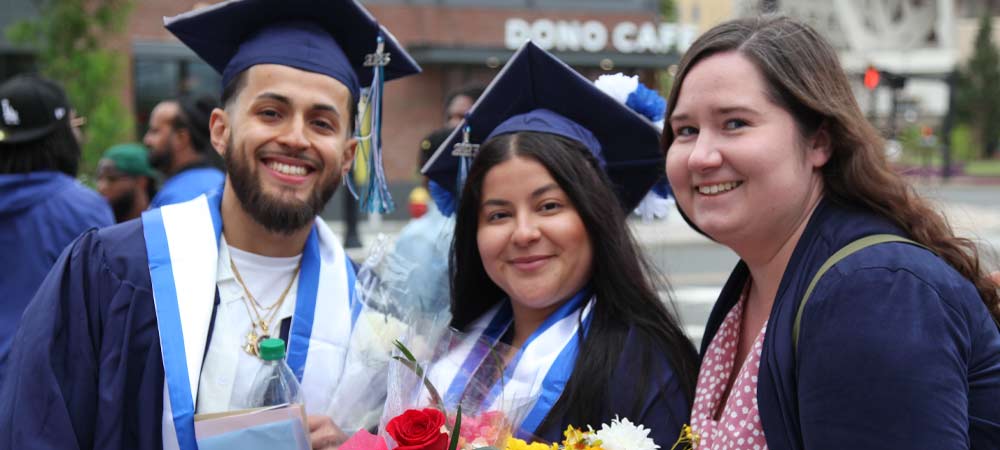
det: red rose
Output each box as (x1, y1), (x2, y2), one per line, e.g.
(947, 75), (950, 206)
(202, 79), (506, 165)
(385, 408), (449, 450)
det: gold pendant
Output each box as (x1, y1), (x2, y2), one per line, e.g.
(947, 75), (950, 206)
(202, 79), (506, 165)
(244, 330), (260, 356)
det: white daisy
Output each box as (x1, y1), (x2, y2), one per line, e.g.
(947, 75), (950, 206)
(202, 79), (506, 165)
(593, 416), (660, 450)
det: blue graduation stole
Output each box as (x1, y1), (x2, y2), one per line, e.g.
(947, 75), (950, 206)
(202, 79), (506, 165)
(142, 193), (357, 450)
(435, 289), (594, 438)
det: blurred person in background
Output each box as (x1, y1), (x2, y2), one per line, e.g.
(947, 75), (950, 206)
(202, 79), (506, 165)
(444, 84), (484, 129)
(394, 85), (484, 314)
(97, 143), (159, 222)
(407, 127), (452, 219)
(408, 84), (484, 218)
(393, 127), (455, 316)
(0, 74), (113, 383)
(143, 93), (225, 208)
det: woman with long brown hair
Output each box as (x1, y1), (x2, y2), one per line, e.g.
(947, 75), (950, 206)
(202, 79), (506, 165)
(664, 15), (1000, 449)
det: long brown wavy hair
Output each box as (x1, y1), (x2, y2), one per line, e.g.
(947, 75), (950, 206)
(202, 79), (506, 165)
(662, 15), (1000, 322)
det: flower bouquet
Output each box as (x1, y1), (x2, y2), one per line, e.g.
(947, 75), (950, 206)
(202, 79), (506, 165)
(342, 334), (532, 450)
(325, 234), (452, 434)
(504, 417), (662, 450)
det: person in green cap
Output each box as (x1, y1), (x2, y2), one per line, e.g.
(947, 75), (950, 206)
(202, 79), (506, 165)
(97, 143), (159, 222)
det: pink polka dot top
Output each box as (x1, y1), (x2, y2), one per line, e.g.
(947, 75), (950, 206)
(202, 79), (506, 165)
(690, 290), (768, 450)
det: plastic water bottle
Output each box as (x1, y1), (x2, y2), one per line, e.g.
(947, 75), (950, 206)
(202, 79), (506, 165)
(245, 338), (304, 408)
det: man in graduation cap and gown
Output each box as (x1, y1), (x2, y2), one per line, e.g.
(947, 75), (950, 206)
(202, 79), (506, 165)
(0, 1), (419, 449)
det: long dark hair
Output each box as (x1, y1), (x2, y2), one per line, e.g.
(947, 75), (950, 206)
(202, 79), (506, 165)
(450, 131), (699, 430)
(663, 15), (1000, 321)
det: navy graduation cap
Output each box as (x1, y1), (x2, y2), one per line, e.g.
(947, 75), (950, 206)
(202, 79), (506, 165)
(421, 41), (664, 214)
(164, 0), (421, 213)
(164, 0), (420, 100)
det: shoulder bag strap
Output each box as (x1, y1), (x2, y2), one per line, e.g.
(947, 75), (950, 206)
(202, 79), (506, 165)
(792, 234), (927, 353)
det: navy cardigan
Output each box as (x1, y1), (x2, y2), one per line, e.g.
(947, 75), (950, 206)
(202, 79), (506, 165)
(701, 199), (1000, 450)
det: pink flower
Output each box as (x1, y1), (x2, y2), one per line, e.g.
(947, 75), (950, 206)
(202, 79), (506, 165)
(456, 411), (507, 444)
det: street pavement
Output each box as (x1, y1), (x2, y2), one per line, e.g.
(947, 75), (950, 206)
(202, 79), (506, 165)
(331, 181), (1000, 349)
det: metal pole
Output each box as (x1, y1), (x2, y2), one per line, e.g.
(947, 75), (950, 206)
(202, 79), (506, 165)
(888, 80), (900, 139)
(343, 190), (362, 248)
(868, 87), (877, 123)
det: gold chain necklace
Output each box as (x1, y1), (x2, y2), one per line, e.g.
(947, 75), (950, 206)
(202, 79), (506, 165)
(229, 255), (301, 357)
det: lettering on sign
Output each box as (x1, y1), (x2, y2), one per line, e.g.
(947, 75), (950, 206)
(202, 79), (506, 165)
(505, 18), (697, 54)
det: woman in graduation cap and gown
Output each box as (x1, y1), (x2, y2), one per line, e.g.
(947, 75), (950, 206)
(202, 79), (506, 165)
(421, 42), (699, 445)
(664, 16), (1000, 450)
(0, 1), (422, 449)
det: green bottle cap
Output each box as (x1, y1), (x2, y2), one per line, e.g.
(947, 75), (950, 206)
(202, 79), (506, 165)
(258, 338), (286, 361)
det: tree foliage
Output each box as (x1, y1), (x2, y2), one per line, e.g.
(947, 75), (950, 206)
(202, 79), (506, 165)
(657, 0), (677, 100)
(6, 0), (135, 174)
(659, 0), (678, 22)
(955, 14), (1000, 158)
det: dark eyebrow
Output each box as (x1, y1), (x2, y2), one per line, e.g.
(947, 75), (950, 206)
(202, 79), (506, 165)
(717, 106), (760, 116)
(481, 198), (511, 208)
(480, 184), (560, 208)
(531, 183), (559, 198)
(312, 103), (341, 117)
(256, 92), (291, 105)
(255, 92), (340, 117)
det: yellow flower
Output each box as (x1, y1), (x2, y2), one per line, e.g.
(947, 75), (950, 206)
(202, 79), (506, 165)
(562, 425), (586, 446)
(505, 437), (558, 450)
(669, 424), (701, 450)
(561, 425), (604, 450)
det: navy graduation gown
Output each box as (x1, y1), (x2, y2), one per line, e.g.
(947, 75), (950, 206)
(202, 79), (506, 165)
(701, 199), (1000, 450)
(0, 219), (164, 449)
(532, 327), (690, 446)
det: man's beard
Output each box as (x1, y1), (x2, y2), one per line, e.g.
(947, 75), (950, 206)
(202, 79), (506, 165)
(109, 189), (135, 223)
(149, 140), (174, 172)
(224, 137), (341, 235)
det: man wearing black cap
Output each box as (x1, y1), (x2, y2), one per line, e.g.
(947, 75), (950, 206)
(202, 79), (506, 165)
(0, 1), (420, 449)
(143, 94), (225, 208)
(0, 74), (114, 384)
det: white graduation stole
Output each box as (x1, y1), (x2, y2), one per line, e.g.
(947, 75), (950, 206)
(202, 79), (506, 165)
(427, 291), (594, 437)
(142, 193), (357, 450)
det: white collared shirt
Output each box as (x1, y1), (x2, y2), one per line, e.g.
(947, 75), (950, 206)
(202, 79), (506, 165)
(195, 237), (301, 414)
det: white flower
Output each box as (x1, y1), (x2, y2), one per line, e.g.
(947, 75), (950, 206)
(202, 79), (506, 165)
(633, 191), (675, 222)
(593, 416), (660, 450)
(355, 311), (410, 356)
(594, 73), (639, 104)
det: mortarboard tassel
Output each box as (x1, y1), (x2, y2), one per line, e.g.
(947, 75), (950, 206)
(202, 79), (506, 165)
(345, 92), (363, 201)
(354, 35), (395, 214)
(451, 125), (479, 214)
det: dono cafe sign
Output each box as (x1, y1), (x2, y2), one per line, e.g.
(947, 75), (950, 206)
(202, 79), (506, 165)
(505, 18), (698, 54)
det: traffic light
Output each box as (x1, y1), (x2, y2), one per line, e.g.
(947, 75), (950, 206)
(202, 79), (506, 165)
(864, 65), (880, 90)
